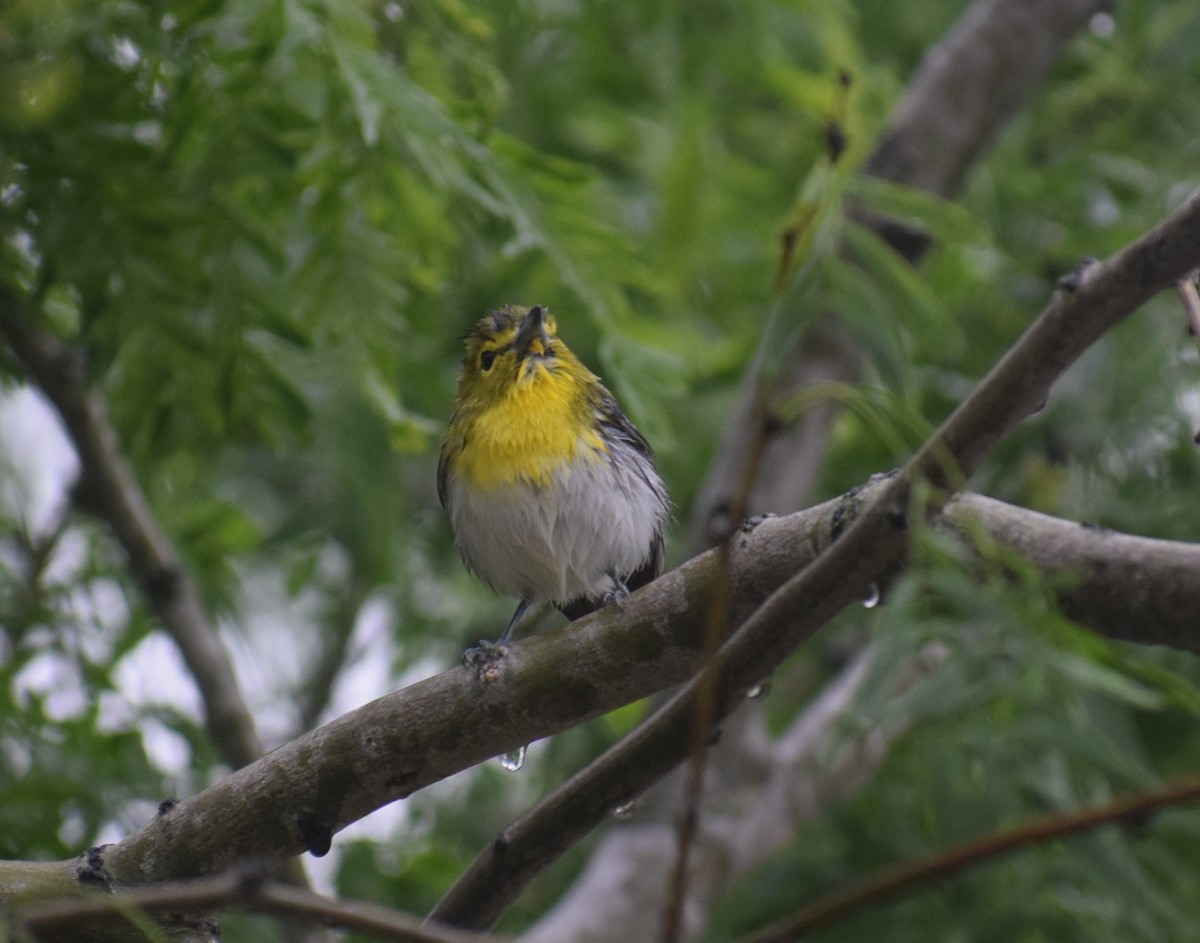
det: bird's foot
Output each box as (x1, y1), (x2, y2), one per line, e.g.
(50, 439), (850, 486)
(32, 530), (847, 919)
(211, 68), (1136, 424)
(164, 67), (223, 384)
(602, 581), (630, 611)
(462, 639), (509, 683)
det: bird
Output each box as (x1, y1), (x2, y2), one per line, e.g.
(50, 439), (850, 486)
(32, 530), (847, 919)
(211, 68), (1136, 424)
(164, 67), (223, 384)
(438, 304), (669, 658)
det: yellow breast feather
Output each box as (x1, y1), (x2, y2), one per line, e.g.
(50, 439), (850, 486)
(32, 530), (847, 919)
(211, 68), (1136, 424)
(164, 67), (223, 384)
(456, 365), (607, 490)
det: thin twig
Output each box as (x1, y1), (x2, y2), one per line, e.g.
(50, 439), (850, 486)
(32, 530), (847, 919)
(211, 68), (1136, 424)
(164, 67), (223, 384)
(661, 385), (773, 943)
(297, 577), (373, 733)
(663, 86), (859, 932)
(14, 873), (506, 943)
(739, 772), (1200, 943)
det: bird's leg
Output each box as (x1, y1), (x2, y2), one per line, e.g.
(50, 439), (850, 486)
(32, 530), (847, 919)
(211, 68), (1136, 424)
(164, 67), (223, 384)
(463, 598), (533, 680)
(497, 598), (533, 645)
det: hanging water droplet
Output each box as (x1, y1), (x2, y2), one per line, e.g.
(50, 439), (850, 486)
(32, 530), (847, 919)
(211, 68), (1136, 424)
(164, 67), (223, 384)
(862, 583), (881, 609)
(747, 680), (772, 701)
(611, 801), (636, 820)
(498, 745), (527, 772)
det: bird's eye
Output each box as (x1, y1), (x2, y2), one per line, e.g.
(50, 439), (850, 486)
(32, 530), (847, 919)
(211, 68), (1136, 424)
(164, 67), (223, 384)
(480, 349), (496, 371)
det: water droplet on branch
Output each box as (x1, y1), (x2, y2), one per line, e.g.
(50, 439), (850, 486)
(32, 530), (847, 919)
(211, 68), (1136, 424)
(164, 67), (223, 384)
(498, 745), (527, 772)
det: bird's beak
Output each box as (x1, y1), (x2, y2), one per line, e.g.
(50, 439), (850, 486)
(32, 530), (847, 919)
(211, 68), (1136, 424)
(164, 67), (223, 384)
(514, 305), (549, 360)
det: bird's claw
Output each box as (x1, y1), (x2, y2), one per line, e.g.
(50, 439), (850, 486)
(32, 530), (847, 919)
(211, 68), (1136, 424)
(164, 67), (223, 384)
(462, 640), (509, 683)
(602, 585), (630, 610)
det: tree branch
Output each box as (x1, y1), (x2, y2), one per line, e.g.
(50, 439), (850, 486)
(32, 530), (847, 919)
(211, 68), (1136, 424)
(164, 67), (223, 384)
(297, 577), (373, 734)
(521, 644), (948, 943)
(518, 491), (1200, 940)
(11, 872), (506, 943)
(430, 190), (1200, 929)
(741, 771), (1200, 943)
(864, 0), (1105, 201)
(947, 494), (1200, 652)
(658, 3), (1110, 936)
(0, 290), (333, 939)
(690, 0), (1109, 548)
(0, 290), (264, 771)
(6, 181), (1200, 907)
(2, 478), (1198, 911)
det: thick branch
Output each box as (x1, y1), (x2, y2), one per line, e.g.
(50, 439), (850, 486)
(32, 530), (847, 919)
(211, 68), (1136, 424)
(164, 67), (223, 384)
(948, 495), (1200, 652)
(431, 191), (1200, 929)
(0, 292), (263, 770)
(1, 480), (1197, 903)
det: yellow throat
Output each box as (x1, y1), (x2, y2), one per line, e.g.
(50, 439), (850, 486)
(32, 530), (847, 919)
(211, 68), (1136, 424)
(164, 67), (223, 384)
(442, 305), (608, 491)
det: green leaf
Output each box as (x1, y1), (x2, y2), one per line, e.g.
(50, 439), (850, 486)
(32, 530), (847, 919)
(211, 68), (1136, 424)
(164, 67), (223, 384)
(844, 172), (989, 246)
(841, 219), (965, 355)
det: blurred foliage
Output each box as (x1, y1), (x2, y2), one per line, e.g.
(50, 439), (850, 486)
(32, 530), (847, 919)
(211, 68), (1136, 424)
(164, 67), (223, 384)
(3, 0), (1200, 941)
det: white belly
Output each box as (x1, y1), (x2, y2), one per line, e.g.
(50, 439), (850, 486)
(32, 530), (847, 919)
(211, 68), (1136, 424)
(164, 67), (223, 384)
(446, 447), (664, 605)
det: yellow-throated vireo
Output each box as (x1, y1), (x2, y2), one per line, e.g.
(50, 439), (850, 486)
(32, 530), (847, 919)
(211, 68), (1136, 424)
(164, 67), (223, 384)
(439, 304), (669, 655)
